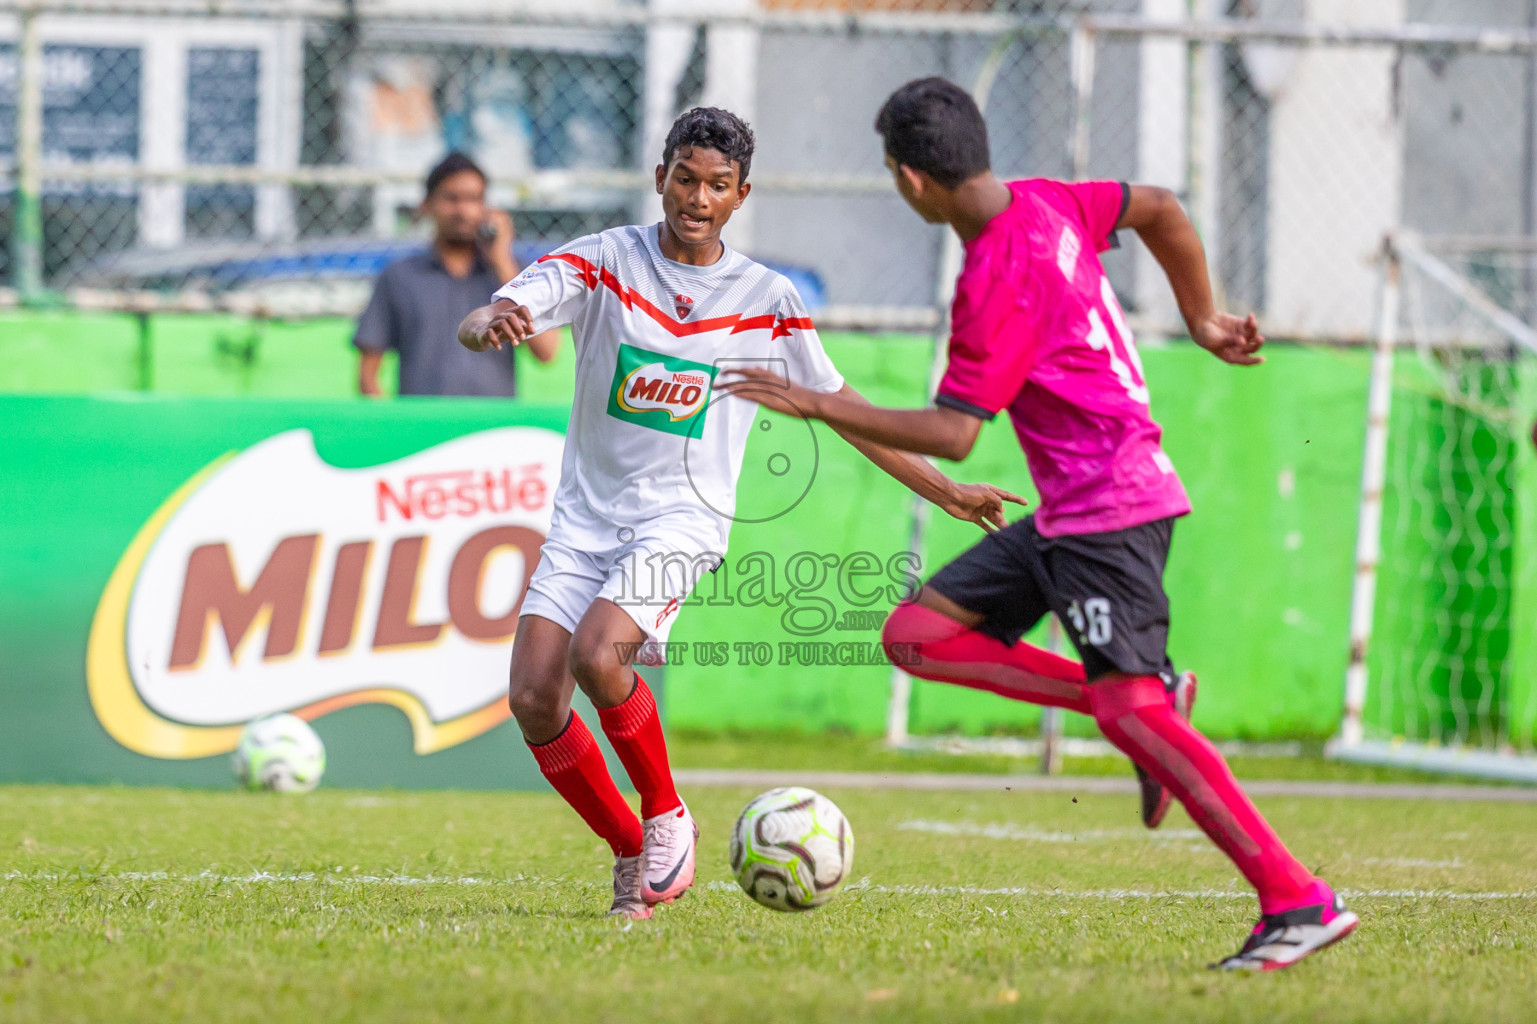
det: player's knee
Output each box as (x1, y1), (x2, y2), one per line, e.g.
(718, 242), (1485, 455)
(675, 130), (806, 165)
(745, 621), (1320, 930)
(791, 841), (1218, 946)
(507, 663), (565, 735)
(1086, 673), (1166, 726)
(507, 681), (553, 727)
(881, 603), (919, 660)
(566, 631), (621, 690)
(881, 601), (962, 668)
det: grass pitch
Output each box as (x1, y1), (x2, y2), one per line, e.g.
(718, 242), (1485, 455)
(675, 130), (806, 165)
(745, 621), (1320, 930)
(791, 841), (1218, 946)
(4, 769), (1537, 1024)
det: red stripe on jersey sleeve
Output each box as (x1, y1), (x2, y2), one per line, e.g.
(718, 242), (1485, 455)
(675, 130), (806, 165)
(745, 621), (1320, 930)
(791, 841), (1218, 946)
(537, 251), (600, 288)
(771, 316), (816, 339)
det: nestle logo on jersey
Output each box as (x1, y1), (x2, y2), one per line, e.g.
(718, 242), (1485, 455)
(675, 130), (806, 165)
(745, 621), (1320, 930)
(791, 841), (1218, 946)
(607, 343), (717, 436)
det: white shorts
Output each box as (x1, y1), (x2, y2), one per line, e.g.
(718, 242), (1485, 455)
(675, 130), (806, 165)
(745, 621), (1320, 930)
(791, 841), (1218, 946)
(520, 508), (726, 664)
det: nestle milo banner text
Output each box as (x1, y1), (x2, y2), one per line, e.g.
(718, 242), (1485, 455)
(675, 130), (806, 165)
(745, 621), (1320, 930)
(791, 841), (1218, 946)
(91, 426), (561, 761)
(0, 395), (596, 788)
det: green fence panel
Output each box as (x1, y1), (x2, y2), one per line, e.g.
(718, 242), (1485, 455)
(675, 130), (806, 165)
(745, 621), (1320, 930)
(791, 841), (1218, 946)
(0, 311), (144, 392)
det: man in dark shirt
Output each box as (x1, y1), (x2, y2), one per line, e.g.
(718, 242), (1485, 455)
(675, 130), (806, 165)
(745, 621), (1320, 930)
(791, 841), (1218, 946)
(354, 152), (559, 396)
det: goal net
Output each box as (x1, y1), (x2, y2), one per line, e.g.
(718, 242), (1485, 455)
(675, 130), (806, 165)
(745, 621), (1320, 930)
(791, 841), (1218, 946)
(1332, 234), (1537, 780)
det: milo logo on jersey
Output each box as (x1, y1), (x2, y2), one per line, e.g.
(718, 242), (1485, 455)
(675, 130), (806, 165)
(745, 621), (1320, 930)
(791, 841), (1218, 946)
(608, 343), (717, 436)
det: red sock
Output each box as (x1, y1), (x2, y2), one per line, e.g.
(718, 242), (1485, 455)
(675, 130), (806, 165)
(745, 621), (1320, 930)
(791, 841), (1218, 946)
(596, 674), (681, 820)
(1088, 675), (1317, 913)
(882, 602), (1092, 714)
(528, 712), (642, 857)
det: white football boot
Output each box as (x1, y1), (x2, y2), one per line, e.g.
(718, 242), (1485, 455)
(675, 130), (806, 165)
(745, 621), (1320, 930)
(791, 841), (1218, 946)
(641, 803), (698, 906)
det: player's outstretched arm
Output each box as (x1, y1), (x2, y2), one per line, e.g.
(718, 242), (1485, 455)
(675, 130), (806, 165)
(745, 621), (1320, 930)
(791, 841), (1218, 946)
(722, 374), (1022, 530)
(827, 384), (1023, 531)
(524, 329), (562, 363)
(723, 369), (982, 460)
(1117, 184), (1265, 366)
(457, 299), (537, 352)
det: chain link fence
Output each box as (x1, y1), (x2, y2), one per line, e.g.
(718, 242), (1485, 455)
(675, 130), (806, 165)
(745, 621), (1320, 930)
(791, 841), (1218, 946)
(1, 0), (1535, 338)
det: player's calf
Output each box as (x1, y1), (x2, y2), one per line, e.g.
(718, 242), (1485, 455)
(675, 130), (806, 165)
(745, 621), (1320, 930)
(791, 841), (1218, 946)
(507, 613), (579, 744)
(596, 676), (692, 905)
(1088, 673), (1317, 905)
(569, 603), (693, 906)
(526, 711), (643, 863)
(1136, 670), (1197, 829)
(596, 673), (681, 819)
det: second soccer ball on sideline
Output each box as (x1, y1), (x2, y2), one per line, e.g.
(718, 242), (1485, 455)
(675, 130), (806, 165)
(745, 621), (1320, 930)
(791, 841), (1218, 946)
(232, 713), (326, 793)
(730, 787), (854, 911)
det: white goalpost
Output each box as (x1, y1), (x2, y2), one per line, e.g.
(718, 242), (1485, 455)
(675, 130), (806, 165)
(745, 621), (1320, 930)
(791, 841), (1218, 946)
(1328, 232), (1537, 782)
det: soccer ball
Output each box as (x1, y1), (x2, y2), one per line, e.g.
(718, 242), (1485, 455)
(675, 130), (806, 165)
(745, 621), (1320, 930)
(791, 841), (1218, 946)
(730, 787), (853, 911)
(232, 713), (326, 793)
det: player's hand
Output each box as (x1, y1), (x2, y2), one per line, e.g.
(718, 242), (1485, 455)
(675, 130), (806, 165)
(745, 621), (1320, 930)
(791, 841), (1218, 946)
(1193, 311), (1264, 365)
(940, 482), (1027, 532)
(459, 302), (535, 352)
(719, 366), (824, 419)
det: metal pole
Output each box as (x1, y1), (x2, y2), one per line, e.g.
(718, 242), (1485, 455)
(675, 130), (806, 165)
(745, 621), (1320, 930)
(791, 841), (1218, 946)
(1039, 616), (1065, 775)
(1190, 37), (1222, 296)
(1340, 238), (1401, 748)
(1069, 21), (1097, 179)
(883, 283), (955, 749)
(1521, 0), (1536, 321)
(135, 310), (152, 391)
(14, 3), (45, 299)
(1185, 0), (1222, 298)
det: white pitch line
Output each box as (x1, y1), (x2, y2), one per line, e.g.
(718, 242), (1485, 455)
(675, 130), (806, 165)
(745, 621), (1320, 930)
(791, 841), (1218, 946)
(2, 870), (1531, 901)
(673, 769), (1537, 802)
(0, 870), (512, 887)
(896, 819), (1207, 843)
(1356, 856), (1465, 870)
(750, 881), (1537, 902)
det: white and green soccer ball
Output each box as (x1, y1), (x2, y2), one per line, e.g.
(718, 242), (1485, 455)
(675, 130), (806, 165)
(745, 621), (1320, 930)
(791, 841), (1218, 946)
(232, 713), (326, 793)
(730, 787), (854, 911)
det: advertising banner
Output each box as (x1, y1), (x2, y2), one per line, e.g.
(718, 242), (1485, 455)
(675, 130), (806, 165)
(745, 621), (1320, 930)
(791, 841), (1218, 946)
(1, 395), (587, 788)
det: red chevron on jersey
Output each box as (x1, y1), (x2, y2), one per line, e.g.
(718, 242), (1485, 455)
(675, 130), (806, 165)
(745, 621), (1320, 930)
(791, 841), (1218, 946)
(537, 252), (812, 340)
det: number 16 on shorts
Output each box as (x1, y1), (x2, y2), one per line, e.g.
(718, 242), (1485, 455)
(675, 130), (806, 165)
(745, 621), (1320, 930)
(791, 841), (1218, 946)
(1066, 598), (1113, 646)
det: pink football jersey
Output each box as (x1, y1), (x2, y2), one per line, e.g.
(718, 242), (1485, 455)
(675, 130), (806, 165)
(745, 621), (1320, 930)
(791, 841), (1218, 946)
(935, 178), (1191, 537)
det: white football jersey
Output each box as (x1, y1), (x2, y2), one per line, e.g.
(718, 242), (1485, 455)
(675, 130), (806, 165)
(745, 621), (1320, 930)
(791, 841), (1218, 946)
(494, 223), (843, 545)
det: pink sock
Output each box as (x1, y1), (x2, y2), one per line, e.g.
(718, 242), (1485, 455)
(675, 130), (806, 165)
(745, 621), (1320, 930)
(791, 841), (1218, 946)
(1087, 675), (1317, 913)
(882, 602), (1092, 714)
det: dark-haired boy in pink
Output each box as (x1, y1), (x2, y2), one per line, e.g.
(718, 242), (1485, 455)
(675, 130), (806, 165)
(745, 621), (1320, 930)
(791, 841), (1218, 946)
(726, 76), (1355, 972)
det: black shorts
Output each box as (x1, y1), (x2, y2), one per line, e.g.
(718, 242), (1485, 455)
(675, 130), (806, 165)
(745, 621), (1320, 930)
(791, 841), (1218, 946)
(925, 514), (1177, 683)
